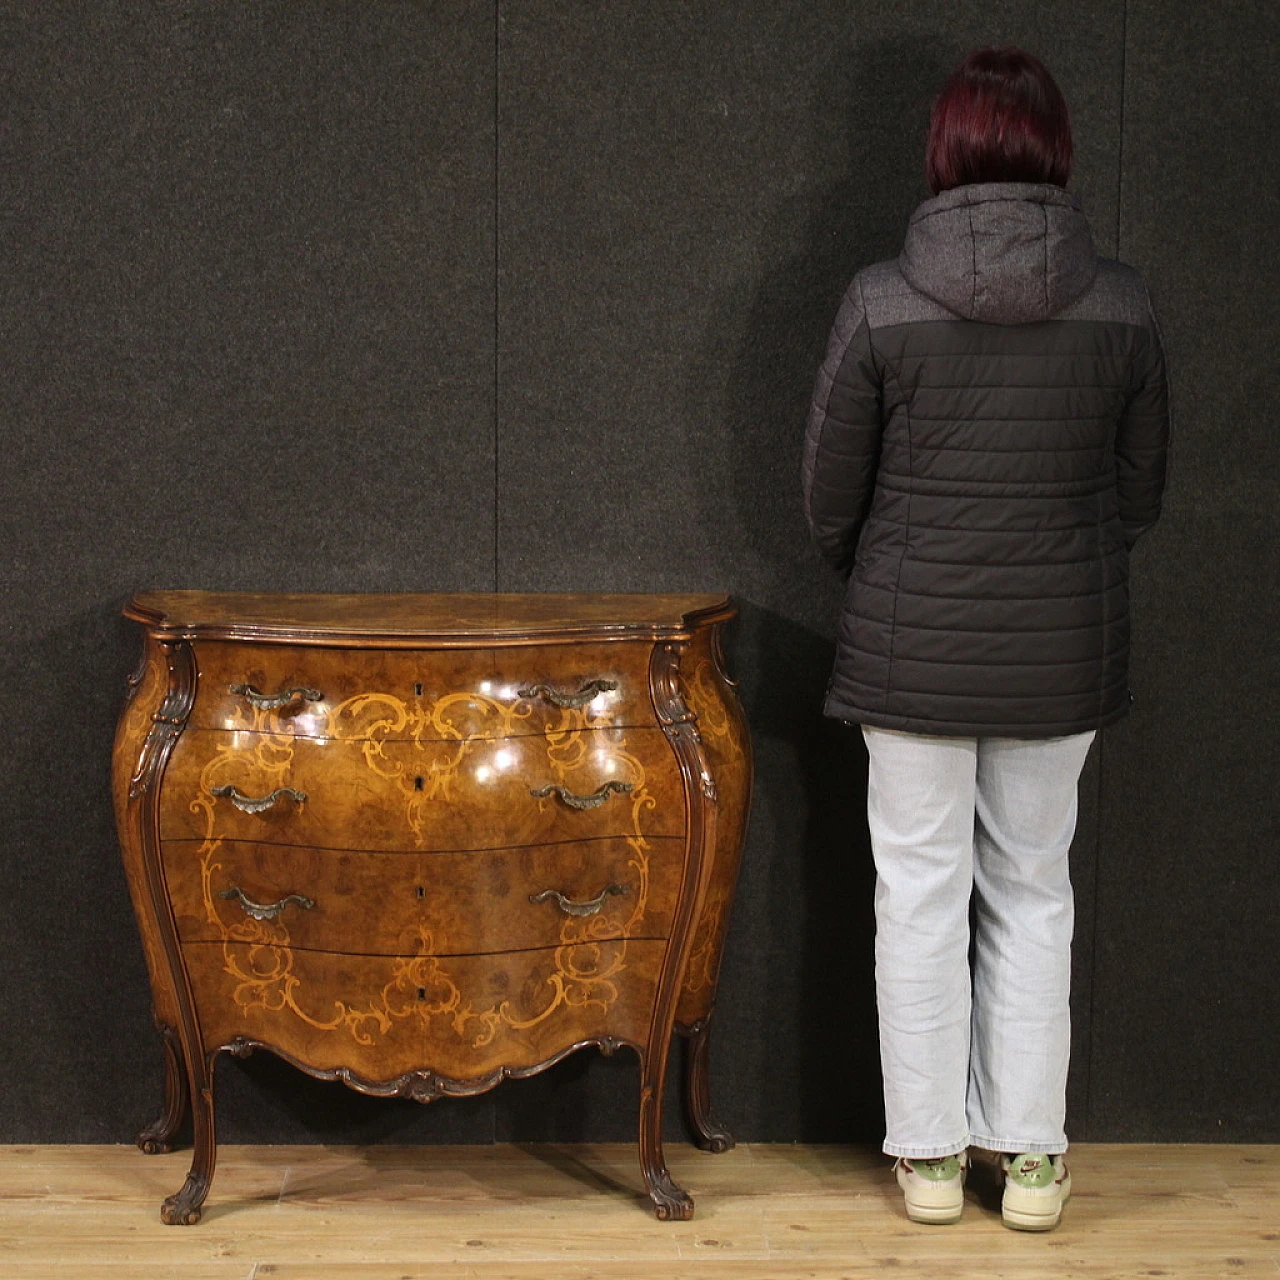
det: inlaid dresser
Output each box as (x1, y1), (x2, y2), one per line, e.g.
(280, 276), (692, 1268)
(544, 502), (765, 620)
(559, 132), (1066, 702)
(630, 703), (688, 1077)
(112, 592), (752, 1224)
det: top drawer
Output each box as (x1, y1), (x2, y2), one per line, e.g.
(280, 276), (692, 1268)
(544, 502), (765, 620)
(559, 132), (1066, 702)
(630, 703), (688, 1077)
(188, 641), (657, 741)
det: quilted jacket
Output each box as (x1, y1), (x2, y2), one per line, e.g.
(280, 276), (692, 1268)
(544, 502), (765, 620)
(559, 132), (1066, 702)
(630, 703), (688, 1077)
(802, 182), (1170, 737)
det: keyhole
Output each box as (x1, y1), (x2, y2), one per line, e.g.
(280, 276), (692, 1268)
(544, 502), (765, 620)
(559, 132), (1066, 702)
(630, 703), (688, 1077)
(414, 776), (424, 791)
(414, 682), (423, 696)
(417, 987), (426, 1001)
(416, 885), (425, 899)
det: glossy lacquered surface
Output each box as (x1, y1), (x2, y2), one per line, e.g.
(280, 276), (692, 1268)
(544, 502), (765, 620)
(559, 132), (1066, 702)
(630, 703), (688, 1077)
(164, 836), (681, 956)
(160, 726), (684, 849)
(112, 591), (752, 1224)
(186, 640), (659, 738)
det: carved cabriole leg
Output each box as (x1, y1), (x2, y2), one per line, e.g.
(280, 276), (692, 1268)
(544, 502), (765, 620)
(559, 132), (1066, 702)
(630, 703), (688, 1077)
(137, 1022), (189, 1154)
(161, 1051), (218, 1226)
(641, 639), (720, 1221)
(118, 636), (217, 1224)
(680, 1015), (735, 1154)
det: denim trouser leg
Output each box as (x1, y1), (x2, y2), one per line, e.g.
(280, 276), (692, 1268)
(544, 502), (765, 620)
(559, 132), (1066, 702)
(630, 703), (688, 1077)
(863, 729), (978, 1159)
(967, 731), (1096, 1154)
(861, 726), (1095, 1160)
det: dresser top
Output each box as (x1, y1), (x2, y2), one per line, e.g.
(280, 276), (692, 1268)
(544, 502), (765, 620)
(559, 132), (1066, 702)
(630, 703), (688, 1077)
(124, 591), (735, 646)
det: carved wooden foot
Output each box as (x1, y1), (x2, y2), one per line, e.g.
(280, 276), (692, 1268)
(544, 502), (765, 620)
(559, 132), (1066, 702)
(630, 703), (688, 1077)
(684, 1018), (735, 1154)
(160, 1172), (209, 1226)
(137, 1024), (189, 1154)
(645, 1164), (695, 1221)
(638, 1061), (695, 1221)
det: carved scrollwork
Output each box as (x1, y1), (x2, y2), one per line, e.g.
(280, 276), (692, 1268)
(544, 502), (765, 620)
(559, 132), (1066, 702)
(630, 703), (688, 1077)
(219, 1035), (643, 1103)
(129, 640), (197, 799)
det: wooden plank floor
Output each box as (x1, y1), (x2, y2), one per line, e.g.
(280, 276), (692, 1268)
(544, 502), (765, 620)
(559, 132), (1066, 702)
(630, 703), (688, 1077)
(0, 1143), (1274, 1278)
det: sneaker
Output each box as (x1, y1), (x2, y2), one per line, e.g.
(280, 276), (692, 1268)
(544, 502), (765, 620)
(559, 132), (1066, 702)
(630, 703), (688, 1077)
(894, 1152), (968, 1224)
(1000, 1152), (1071, 1231)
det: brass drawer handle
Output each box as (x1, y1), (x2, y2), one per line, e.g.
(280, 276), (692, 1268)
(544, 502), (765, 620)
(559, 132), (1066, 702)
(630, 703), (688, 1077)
(517, 679), (618, 709)
(229, 683), (324, 711)
(529, 884), (628, 918)
(529, 780), (633, 810)
(219, 886), (315, 921)
(210, 785), (308, 814)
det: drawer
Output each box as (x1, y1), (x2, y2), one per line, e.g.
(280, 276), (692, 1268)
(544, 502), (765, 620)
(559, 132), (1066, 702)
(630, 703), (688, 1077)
(164, 836), (682, 955)
(187, 938), (664, 1083)
(187, 640), (658, 741)
(160, 726), (684, 851)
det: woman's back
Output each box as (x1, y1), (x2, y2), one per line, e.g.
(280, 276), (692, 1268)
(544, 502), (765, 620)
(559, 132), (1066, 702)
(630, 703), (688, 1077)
(803, 182), (1168, 737)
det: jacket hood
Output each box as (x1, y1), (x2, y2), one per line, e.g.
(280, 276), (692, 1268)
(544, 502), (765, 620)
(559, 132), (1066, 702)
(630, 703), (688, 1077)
(898, 183), (1097, 324)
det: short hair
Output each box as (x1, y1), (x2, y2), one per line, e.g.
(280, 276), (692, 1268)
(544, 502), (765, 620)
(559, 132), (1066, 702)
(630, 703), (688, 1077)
(925, 47), (1073, 195)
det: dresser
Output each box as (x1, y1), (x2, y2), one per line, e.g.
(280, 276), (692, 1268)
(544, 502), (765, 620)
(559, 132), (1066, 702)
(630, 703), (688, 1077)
(112, 592), (752, 1224)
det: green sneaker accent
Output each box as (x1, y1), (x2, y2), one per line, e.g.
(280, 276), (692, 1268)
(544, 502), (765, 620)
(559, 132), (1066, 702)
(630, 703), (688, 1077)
(1005, 1153), (1058, 1189)
(913, 1155), (964, 1182)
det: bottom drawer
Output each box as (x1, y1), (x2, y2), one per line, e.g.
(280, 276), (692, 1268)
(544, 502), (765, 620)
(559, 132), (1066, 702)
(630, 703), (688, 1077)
(186, 938), (664, 1086)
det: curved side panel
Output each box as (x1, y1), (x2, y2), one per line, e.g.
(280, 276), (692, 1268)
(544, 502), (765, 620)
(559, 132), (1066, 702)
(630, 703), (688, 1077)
(113, 636), (182, 1032)
(675, 622), (753, 1027)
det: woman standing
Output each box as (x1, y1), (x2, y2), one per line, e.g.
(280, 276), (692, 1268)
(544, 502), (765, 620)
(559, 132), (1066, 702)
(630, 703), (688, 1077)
(801, 48), (1169, 1230)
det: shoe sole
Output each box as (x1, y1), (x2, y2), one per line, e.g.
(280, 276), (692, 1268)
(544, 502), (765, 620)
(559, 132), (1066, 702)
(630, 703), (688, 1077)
(1002, 1172), (1071, 1232)
(905, 1200), (964, 1225)
(899, 1166), (967, 1225)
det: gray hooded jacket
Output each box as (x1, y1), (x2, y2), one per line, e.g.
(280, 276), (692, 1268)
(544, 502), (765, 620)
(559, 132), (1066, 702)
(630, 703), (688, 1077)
(802, 182), (1170, 736)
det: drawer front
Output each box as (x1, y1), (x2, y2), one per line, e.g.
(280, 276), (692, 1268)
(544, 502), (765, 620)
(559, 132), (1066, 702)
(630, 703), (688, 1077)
(161, 727), (684, 851)
(164, 836), (682, 955)
(187, 939), (664, 1083)
(188, 641), (658, 741)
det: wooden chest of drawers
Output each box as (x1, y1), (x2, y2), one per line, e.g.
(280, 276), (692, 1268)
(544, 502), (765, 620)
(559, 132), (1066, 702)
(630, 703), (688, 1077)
(112, 592), (752, 1224)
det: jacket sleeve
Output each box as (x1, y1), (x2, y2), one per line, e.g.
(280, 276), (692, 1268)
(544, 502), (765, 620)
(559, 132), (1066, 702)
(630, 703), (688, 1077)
(801, 273), (883, 572)
(1116, 286), (1171, 550)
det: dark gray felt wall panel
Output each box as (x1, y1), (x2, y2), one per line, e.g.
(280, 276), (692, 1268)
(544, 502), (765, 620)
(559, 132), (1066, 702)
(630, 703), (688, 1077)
(1, 1), (1275, 1147)
(1086, 0), (1280, 1140)
(0, 3), (498, 1142)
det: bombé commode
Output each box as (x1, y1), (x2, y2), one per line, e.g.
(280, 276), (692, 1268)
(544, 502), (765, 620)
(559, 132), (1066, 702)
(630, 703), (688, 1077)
(112, 592), (753, 1224)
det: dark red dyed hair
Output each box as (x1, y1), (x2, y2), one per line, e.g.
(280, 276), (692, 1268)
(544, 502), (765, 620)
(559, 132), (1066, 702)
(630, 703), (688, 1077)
(925, 48), (1073, 194)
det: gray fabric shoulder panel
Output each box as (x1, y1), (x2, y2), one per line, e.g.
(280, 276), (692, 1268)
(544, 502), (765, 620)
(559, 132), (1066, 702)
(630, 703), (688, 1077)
(858, 256), (1154, 332)
(857, 259), (957, 329)
(1055, 259), (1152, 326)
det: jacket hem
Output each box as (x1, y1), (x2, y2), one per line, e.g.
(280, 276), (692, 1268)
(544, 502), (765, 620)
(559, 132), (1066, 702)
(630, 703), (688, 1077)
(826, 696), (1130, 739)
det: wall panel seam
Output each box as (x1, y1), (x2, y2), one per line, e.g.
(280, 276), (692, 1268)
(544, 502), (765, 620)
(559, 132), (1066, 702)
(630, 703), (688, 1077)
(493, 0), (502, 595)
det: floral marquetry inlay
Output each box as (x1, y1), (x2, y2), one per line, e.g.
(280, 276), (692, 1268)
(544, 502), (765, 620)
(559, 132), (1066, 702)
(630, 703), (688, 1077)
(188, 692), (660, 1050)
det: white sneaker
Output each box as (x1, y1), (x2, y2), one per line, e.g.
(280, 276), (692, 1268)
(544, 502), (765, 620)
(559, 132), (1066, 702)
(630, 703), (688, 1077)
(894, 1152), (968, 1224)
(1000, 1152), (1072, 1231)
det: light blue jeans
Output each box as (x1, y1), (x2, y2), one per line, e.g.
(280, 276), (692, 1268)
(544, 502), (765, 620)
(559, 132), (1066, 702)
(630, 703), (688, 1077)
(861, 725), (1096, 1159)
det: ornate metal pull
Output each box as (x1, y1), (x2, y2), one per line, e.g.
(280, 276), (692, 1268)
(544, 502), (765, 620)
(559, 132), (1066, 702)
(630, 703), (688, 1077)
(210, 785), (308, 814)
(229, 683), (324, 711)
(218, 886), (315, 921)
(529, 780), (633, 810)
(517, 679), (618, 709)
(529, 884), (629, 917)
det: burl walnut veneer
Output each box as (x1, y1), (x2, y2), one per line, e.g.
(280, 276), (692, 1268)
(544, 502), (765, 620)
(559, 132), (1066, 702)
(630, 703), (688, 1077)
(112, 592), (752, 1224)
